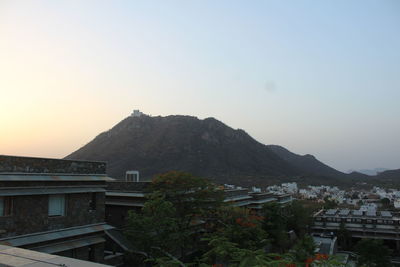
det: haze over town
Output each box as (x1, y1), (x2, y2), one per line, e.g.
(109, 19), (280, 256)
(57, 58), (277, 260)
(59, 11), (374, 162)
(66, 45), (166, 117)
(1, 0), (399, 172)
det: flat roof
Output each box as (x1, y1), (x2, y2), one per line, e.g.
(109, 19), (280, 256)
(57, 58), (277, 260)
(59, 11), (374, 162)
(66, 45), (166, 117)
(339, 209), (350, 216)
(352, 210), (363, 216)
(319, 209), (399, 219)
(325, 209), (337, 216)
(33, 236), (105, 254)
(0, 223), (113, 247)
(224, 195), (253, 202)
(0, 155), (107, 175)
(381, 211), (393, 218)
(0, 187), (105, 196)
(0, 245), (111, 266)
(0, 174), (114, 182)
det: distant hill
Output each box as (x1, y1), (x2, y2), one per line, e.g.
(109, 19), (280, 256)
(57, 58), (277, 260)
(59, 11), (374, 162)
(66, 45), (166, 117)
(376, 169), (400, 180)
(348, 168), (388, 176)
(65, 114), (382, 187)
(267, 145), (347, 178)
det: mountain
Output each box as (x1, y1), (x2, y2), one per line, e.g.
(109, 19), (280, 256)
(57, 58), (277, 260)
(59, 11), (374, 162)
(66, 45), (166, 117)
(376, 169), (400, 180)
(267, 145), (347, 178)
(348, 168), (388, 176)
(66, 115), (301, 181)
(65, 114), (351, 186)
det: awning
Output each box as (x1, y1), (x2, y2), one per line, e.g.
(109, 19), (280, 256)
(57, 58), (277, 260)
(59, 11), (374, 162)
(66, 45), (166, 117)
(105, 229), (134, 251)
(33, 236), (105, 254)
(0, 223), (114, 247)
(106, 192), (145, 197)
(0, 187), (105, 196)
(105, 201), (144, 207)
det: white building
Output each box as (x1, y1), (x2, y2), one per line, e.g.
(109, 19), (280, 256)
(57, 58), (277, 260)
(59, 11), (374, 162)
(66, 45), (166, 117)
(131, 109), (144, 117)
(281, 182), (298, 194)
(394, 199), (400, 209)
(359, 203), (377, 212)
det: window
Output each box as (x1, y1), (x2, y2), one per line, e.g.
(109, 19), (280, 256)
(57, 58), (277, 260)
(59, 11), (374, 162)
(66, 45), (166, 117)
(126, 173), (133, 182)
(89, 193), (96, 211)
(125, 171), (139, 182)
(48, 195), (65, 216)
(0, 197), (12, 216)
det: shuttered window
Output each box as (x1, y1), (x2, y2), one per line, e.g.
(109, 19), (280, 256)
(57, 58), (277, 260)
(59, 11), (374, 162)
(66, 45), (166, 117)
(0, 197), (3, 216)
(48, 195), (65, 216)
(0, 197), (12, 216)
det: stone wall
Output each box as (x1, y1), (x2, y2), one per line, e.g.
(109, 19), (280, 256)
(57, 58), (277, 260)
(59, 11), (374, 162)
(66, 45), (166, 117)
(0, 155), (106, 174)
(106, 181), (151, 192)
(0, 192), (105, 238)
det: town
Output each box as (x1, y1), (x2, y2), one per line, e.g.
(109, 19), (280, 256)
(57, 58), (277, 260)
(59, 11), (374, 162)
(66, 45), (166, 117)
(1, 154), (400, 266)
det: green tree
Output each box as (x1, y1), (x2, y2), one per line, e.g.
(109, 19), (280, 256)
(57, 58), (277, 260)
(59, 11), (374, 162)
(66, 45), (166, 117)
(150, 171), (224, 223)
(261, 202), (291, 252)
(286, 201), (313, 238)
(355, 239), (392, 267)
(289, 235), (317, 264)
(323, 197), (338, 209)
(381, 198), (391, 209)
(337, 222), (352, 250)
(126, 171), (224, 263)
(209, 206), (268, 250)
(201, 235), (288, 267)
(262, 201), (314, 252)
(124, 195), (181, 263)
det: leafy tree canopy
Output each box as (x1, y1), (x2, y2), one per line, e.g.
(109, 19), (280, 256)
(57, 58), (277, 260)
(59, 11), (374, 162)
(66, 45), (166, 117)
(355, 239), (392, 267)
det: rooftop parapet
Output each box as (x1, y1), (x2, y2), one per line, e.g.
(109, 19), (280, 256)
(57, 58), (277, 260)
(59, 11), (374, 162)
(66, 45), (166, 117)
(0, 155), (106, 175)
(317, 209), (396, 219)
(106, 181), (151, 192)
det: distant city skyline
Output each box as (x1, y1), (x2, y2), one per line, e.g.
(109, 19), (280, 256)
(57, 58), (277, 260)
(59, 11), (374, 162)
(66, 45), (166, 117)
(1, 1), (399, 172)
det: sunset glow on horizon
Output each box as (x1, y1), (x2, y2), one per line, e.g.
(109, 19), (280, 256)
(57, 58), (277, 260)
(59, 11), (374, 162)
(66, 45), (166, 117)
(1, 0), (399, 172)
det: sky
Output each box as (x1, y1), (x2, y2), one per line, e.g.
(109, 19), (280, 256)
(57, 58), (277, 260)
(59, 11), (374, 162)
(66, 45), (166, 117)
(0, 0), (399, 172)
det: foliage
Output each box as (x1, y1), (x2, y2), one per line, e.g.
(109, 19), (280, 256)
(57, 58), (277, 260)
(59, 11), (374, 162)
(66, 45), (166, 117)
(124, 171), (341, 266)
(209, 206), (268, 250)
(355, 239), (392, 267)
(286, 201), (313, 237)
(381, 198), (391, 209)
(151, 171), (224, 223)
(323, 197), (338, 210)
(124, 195), (180, 261)
(200, 235), (289, 267)
(201, 235), (340, 267)
(289, 235), (317, 264)
(261, 201), (314, 252)
(337, 222), (352, 250)
(126, 171), (224, 263)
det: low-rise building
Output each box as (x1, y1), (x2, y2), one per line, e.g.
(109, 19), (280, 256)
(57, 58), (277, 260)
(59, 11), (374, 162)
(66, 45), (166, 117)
(313, 208), (400, 251)
(0, 155), (114, 263)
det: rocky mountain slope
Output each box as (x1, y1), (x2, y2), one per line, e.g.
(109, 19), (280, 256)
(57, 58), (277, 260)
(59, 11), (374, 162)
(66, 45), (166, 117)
(267, 145), (347, 178)
(65, 114), (376, 186)
(66, 115), (300, 181)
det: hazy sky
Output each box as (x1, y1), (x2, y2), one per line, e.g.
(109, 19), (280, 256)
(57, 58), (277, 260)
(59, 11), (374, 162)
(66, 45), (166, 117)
(1, 0), (399, 172)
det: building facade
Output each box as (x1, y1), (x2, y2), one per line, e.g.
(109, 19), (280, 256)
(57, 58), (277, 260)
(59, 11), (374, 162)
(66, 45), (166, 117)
(0, 155), (114, 263)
